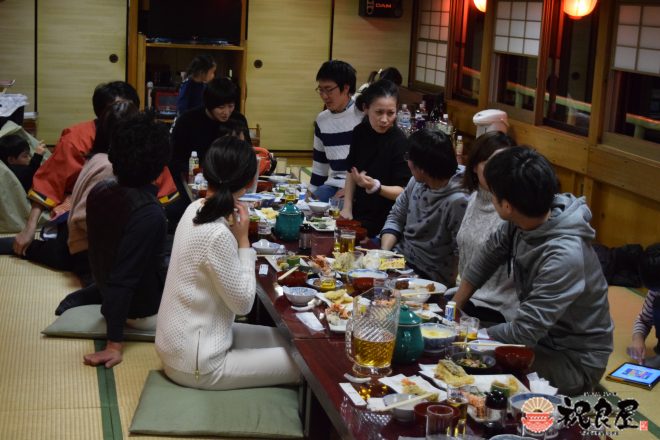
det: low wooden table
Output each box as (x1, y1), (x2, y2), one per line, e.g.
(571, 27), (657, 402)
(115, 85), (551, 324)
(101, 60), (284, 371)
(252, 248), (600, 440)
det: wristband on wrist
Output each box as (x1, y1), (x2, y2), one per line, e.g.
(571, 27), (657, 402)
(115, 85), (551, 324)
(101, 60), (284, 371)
(366, 179), (381, 195)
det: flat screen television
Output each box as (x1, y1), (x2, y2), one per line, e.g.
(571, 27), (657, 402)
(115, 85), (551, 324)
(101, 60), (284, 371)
(147, 0), (242, 45)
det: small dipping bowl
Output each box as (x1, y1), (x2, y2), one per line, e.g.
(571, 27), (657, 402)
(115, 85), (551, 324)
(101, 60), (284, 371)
(277, 270), (308, 287)
(382, 393), (417, 423)
(283, 286), (317, 306)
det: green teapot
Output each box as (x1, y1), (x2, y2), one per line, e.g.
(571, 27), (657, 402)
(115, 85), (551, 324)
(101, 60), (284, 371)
(274, 201), (303, 241)
(393, 304), (424, 364)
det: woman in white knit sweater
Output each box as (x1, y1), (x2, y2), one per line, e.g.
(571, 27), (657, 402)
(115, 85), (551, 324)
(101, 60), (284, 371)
(456, 131), (519, 323)
(156, 136), (299, 390)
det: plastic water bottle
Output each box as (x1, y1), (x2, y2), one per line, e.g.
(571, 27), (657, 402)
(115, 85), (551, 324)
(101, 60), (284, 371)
(397, 104), (411, 133)
(456, 135), (464, 162)
(445, 114), (455, 145)
(188, 151), (199, 184)
(414, 107), (425, 131)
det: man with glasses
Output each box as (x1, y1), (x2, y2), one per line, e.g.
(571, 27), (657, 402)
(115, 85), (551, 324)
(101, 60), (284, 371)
(308, 60), (364, 202)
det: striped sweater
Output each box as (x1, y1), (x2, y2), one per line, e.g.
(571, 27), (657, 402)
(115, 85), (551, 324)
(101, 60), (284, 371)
(633, 289), (659, 338)
(309, 100), (363, 192)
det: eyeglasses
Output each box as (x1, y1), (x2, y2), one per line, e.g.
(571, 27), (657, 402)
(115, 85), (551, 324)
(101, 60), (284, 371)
(315, 85), (339, 96)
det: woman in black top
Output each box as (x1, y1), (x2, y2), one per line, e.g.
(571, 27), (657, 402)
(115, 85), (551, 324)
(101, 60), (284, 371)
(340, 80), (411, 237)
(168, 78), (251, 229)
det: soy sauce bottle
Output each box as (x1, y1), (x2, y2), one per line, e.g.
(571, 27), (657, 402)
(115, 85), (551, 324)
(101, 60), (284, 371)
(483, 389), (507, 437)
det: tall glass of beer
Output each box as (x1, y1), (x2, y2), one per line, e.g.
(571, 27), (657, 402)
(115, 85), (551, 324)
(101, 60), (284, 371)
(345, 287), (400, 378)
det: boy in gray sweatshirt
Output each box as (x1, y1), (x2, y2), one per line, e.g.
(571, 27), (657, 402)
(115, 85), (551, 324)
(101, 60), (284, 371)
(453, 147), (613, 396)
(381, 129), (469, 287)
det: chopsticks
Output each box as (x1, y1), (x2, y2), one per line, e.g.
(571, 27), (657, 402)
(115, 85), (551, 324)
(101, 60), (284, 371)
(400, 290), (446, 297)
(354, 247), (405, 258)
(374, 392), (434, 412)
(278, 265), (300, 281)
(452, 342), (526, 348)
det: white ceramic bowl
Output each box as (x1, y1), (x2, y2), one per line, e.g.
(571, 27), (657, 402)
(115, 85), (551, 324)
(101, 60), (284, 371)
(251, 239), (282, 255)
(283, 287), (317, 306)
(308, 201), (330, 214)
(420, 323), (456, 350)
(382, 393), (418, 422)
(259, 193), (276, 207)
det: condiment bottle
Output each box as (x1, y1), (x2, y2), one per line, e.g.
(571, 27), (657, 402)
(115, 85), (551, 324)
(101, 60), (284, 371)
(484, 389), (507, 435)
(298, 223), (313, 250)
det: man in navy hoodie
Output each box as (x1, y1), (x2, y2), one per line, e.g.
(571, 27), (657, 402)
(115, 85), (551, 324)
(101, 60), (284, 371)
(453, 146), (613, 396)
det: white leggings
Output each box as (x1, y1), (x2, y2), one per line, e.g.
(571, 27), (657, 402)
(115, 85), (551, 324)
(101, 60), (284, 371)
(163, 323), (301, 391)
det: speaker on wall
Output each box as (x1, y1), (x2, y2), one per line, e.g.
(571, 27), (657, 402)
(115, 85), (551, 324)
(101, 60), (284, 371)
(359, 0), (403, 18)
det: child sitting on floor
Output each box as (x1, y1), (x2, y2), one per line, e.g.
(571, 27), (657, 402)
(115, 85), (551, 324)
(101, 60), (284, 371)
(0, 134), (46, 192)
(628, 243), (660, 368)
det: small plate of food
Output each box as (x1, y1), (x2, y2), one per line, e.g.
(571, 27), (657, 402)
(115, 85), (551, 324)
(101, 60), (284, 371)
(395, 278), (447, 304)
(450, 350), (497, 374)
(307, 278), (345, 292)
(315, 288), (351, 306)
(379, 374), (443, 399)
(325, 303), (350, 332)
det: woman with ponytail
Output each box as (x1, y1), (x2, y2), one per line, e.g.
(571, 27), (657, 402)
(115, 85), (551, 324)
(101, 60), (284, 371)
(156, 136), (299, 390)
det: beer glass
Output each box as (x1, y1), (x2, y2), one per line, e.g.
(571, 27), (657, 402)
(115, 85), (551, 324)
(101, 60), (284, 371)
(446, 384), (469, 436)
(339, 229), (356, 252)
(345, 286), (400, 378)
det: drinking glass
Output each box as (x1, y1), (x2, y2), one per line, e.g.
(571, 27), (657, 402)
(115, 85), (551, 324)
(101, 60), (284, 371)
(426, 404), (454, 439)
(333, 228), (342, 253)
(275, 157), (288, 174)
(446, 384), (469, 436)
(329, 197), (341, 219)
(258, 219), (271, 239)
(339, 229), (356, 252)
(459, 317), (479, 342)
(467, 317), (480, 341)
(284, 185), (298, 203)
(319, 271), (337, 291)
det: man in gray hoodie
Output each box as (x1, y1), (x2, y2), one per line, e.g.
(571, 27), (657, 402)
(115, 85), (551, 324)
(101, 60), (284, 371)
(381, 129), (469, 287)
(453, 147), (613, 396)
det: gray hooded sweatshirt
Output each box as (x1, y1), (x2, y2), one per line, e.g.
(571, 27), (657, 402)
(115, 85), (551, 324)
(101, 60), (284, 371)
(462, 193), (614, 370)
(382, 172), (469, 287)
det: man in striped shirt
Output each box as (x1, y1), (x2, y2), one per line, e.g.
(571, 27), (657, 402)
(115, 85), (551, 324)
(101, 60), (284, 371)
(309, 60), (364, 202)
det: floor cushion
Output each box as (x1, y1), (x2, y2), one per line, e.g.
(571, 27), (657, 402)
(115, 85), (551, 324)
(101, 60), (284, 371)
(42, 304), (155, 341)
(130, 370), (303, 438)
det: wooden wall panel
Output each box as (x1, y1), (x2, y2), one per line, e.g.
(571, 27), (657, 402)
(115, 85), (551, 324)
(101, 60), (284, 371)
(590, 183), (660, 248)
(331, 0), (412, 86)
(37, 0), (126, 143)
(589, 145), (660, 203)
(508, 120), (589, 174)
(245, 0), (332, 151)
(0, 0), (36, 112)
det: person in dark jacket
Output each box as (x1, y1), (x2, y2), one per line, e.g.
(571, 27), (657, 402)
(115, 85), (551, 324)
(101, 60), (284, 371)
(55, 113), (171, 368)
(176, 54), (216, 116)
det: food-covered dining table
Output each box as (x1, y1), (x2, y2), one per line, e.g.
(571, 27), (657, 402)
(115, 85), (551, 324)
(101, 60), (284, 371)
(247, 223), (600, 440)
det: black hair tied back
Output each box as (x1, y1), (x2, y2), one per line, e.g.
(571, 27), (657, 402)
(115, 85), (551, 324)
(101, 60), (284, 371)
(193, 136), (257, 224)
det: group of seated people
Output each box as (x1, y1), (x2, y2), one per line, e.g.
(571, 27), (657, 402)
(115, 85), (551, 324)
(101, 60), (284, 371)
(0, 58), (658, 399)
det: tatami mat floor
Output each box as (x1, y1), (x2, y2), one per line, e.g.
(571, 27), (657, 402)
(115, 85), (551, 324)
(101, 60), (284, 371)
(0, 255), (244, 440)
(0, 253), (657, 439)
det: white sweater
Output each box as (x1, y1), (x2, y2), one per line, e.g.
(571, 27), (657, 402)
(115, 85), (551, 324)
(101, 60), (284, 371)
(155, 199), (257, 375)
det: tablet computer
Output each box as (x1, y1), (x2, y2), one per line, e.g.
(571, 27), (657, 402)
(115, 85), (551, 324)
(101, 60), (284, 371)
(605, 362), (660, 390)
